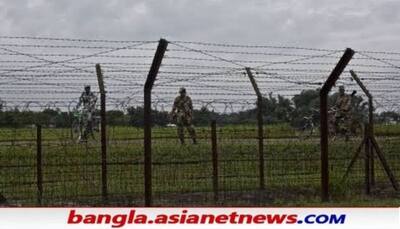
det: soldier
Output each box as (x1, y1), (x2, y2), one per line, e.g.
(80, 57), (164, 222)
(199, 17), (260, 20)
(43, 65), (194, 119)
(76, 85), (97, 142)
(171, 87), (197, 144)
(334, 86), (354, 137)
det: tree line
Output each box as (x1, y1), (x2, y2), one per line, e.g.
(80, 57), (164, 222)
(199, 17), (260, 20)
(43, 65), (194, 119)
(0, 89), (398, 128)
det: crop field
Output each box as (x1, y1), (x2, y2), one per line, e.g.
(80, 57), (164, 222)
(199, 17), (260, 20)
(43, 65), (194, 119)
(1, 124), (399, 206)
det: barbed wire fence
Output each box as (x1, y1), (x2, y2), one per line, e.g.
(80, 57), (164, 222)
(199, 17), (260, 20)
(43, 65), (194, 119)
(0, 36), (399, 206)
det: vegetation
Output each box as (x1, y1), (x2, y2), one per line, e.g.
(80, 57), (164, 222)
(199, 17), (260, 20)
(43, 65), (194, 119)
(0, 124), (399, 206)
(0, 89), (396, 128)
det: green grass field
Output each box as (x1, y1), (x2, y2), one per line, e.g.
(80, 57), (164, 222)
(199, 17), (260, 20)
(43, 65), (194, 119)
(1, 123), (399, 141)
(0, 124), (399, 206)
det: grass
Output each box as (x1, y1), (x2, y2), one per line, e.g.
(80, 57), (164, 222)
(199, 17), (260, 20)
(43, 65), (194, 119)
(1, 123), (400, 141)
(0, 124), (399, 206)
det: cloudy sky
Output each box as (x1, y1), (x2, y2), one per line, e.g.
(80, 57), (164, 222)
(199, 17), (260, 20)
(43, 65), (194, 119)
(0, 0), (399, 51)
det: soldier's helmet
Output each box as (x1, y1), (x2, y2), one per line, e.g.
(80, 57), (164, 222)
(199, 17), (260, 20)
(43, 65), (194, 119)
(84, 85), (91, 90)
(179, 87), (186, 94)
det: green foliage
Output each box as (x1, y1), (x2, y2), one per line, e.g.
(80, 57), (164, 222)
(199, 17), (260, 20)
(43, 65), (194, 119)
(106, 110), (126, 126)
(0, 89), (397, 128)
(376, 111), (400, 123)
(291, 89), (320, 128)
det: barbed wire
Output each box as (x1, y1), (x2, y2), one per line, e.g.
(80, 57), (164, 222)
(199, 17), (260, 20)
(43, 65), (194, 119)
(0, 36), (399, 114)
(0, 35), (156, 43)
(356, 51), (400, 70)
(0, 41), (154, 75)
(168, 41), (246, 67)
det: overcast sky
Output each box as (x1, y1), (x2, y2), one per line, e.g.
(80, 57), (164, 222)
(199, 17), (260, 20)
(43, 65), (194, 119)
(0, 0), (399, 51)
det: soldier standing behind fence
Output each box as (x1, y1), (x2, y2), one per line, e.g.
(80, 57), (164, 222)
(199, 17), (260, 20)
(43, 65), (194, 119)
(171, 87), (197, 145)
(76, 85), (97, 142)
(334, 86), (353, 137)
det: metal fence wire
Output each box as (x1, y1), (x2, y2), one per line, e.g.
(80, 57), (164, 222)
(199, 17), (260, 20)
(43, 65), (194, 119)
(0, 36), (399, 206)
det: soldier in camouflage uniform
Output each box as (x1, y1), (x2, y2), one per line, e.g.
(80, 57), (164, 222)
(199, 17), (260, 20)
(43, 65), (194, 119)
(76, 85), (97, 142)
(171, 88), (197, 144)
(327, 108), (337, 138)
(334, 86), (352, 137)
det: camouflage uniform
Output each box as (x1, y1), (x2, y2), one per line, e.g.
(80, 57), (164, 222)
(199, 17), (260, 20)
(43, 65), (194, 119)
(328, 108), (337, 137)
(76, 88), (97, 141)
(171, 90), (197, 144)
(334, 87), (352, 136)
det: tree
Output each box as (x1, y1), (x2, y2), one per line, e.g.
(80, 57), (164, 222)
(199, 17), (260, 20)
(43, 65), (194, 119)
(127, 106), (144, 126)
(376, 111), (400, 123)
(275, 95), (294, 123)
(291, 89), (320, 128)
(107, 110), (126, 126)
(192, 106), (219, 125)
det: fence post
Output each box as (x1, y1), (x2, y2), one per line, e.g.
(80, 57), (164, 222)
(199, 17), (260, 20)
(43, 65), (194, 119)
(349, 70), (375, 186)
(320, 48), (354, 201)
(144, 39), (168, 206)
(364, 124), (371, 195)
(36, 124), (43, 205)
(368, 97), (375, 186)
(245, 67), (265, 190)
(369, 136), (399, 191)
(211, 120), (219, 203)
(96, 64), (108, 204)
(69, 113), (74, 140)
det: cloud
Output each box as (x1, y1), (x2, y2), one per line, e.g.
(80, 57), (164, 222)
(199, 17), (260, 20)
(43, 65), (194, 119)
(0, 0), (398, 51)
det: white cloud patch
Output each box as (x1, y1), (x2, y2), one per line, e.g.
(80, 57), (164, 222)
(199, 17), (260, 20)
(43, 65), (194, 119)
(0, 0), (398, 50)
